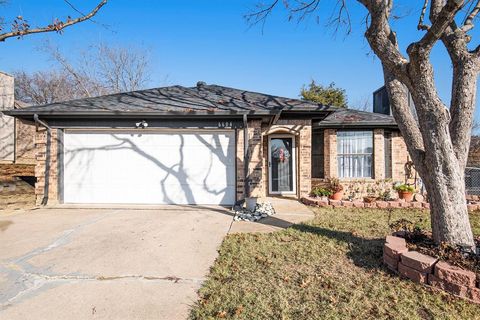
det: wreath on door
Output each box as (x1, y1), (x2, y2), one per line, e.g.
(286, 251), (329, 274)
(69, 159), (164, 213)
(272, 147), (290, 163)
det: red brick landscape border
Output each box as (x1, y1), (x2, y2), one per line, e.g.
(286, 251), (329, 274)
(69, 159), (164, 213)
(301, 196), (480, 212)
(383, 236), (480, 304)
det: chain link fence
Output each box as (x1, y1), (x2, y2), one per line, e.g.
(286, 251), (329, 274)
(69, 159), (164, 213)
(465, 167), (480, 195)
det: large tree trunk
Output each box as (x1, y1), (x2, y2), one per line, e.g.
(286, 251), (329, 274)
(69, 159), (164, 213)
(422, 163), (473, 246)
(419, 113), (474, 246)
(384, 62), (475, 247)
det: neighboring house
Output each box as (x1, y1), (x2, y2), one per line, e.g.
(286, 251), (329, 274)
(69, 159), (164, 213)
(4, 81), (410, 206)
(466, 136), (480, 195)
(0, 72), (36, 179)
(468, 136), (480, 168)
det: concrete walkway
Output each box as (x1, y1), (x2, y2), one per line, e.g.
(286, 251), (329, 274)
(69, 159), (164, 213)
(228, 197), (315, 234)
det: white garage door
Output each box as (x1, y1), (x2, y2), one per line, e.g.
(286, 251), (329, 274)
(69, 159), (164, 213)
(63, 130), (236, 205)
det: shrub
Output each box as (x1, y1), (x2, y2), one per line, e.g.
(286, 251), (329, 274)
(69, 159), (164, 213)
(394, 183), (415, 193)
(310, 187), (332, 197)
(328, 178), (344, 193)
(378, 190), (393, 201)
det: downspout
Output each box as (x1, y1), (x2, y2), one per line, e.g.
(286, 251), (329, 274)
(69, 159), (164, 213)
(34, 114), (51, 206)
(243, 114), (250, 200)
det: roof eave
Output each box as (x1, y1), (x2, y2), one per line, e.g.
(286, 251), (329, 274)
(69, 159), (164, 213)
(4, 108), (333, 118)
(314, 122), (398, 129)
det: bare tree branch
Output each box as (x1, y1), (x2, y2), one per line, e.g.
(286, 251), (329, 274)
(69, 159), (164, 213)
(38, 42), (151, 99)
(462, 0), (480, 31)
(43, 43), (93, 97)
(0, 0), (107, 42)
(418, 0), (431, 30)
(359, 0), (410, 85)
(415, 0), (463, 53)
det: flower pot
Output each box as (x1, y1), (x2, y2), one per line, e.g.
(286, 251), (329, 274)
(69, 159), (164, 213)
(246, 197), (258, 212)
(398, 191), (413, 202)
(363, 196), (377, 203)
(329, 191), (343, 201)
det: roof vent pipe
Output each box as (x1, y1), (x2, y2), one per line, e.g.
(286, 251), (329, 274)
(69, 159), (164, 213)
(33, 114), (52, 206)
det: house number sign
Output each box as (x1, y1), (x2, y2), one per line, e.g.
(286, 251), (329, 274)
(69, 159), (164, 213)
(217, 121), (233, 128)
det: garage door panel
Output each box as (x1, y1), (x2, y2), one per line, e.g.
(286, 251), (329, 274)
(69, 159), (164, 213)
(63, 131), (236, 205)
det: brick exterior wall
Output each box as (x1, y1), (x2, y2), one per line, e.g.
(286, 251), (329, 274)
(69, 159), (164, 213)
(236, 120), (265, 200)
(298, 121), (312, 196)
(31, 122), (409, 205)
(374, 129), (385, 179)
(35, 127), (59, 205)
(392, 131), (409, 182)
(236, 129), (245, 201)
(236, 118), (312, 201)
(468, 136), (480, 167)
(312, 129), (411, 197)
(324, 129), (337, 179)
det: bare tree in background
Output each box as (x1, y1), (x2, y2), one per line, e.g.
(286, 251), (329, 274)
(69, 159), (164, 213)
(44, 42), (152, 96)
(351, 95), (371, 112)
(15, 43), (152, 104)
(248, 1), (480, 248)
(0, 0), (107, 42)
(14, 70), (94, 105)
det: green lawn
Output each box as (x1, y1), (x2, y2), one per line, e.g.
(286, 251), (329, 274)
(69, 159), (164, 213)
(190, 208), (480, 320)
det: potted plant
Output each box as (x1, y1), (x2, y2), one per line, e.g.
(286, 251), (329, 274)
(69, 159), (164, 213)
(328, 178), (344, 200)
(363, 187), (378, 203)
(310, 186), (332, 201)
(394, 183), (415, 202)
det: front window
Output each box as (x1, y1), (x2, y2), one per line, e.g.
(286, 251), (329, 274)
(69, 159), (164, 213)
(337, 131), (373, 178)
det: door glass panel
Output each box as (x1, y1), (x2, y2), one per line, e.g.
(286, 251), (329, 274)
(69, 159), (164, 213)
(270, 137), (293, 192)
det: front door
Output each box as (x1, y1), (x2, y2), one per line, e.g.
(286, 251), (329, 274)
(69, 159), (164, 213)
(268, 136), (296, 194)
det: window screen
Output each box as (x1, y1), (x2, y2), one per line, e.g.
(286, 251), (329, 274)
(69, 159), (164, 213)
(337, 131), (373, 178)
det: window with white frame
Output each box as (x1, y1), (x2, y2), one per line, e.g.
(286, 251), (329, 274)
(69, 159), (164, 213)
(337, 131), (373, 178)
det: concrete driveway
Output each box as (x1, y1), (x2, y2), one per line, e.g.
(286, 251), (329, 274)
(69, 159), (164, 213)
(0, 206), (233, 320)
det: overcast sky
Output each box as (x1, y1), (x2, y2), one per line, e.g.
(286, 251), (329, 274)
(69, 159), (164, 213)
(1, 0), (479, 128)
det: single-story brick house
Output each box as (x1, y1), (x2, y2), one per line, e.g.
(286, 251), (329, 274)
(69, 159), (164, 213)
(4, 81), (410, 206)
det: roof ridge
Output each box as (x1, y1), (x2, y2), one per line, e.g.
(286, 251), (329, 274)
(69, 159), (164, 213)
(200, 83), (337, 109)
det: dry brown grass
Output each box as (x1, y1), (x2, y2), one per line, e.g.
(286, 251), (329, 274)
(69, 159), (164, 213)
(190, 207), (480, 320)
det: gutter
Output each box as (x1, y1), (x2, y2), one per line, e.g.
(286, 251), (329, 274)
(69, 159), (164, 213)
(4, 108), (332, 118)
(34, 114), (52, 206)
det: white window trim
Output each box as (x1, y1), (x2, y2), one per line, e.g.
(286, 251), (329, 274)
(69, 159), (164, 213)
(337, 130), (373, 179)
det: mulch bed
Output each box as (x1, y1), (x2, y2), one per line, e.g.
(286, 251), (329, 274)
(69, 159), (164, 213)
(394, 224), (480, 277)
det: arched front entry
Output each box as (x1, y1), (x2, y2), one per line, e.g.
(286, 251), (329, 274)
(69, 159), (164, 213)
(268, 134), (297, 195)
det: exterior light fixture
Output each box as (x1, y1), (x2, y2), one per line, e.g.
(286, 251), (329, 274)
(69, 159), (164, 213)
(135, 120), (149, 129)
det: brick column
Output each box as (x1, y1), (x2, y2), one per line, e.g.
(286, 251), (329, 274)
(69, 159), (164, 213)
(236, 120), (264, 200)
(235, 129), (245, 201)
(374, 129), (385, 179)
(392, 131), (409, 182)
(298, 122), (312, 196)
(248, 120), (264, 198)
(35, 127), (59, 205)
(324, 129), (337, 178)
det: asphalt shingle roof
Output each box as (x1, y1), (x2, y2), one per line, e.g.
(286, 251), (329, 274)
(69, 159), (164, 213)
(315, 108), (397, 128)
(5, 83), (335, 117)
